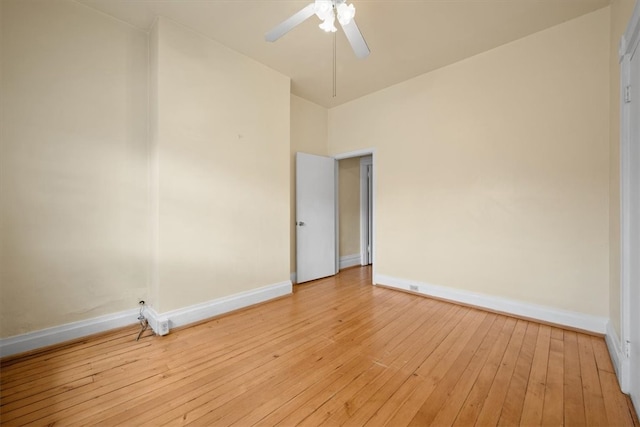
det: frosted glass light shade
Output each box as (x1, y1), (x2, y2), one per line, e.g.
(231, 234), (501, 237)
(337, 3), (355, 25)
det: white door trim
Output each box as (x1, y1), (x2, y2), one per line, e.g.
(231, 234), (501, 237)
(335, 159), (340, 275)
(334, 149), (376, 282)
(619, 0), (640, 399)
(360, 156), (373, 266)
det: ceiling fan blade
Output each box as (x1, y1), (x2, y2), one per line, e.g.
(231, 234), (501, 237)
(265, 3), (316, 42)
(340, 18), (370, 59)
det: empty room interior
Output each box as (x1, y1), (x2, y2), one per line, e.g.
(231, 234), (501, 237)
(1, 0), (640, 425)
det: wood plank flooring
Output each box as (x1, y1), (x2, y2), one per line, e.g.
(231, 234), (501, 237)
(1, 266), (638, 426)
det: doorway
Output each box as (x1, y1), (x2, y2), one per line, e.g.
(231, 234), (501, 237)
(337, 155), (373, 269)
(335, 149), (376, 279)
(294, 149), (376, 284)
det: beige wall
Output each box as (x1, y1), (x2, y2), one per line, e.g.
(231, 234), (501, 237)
(0, 0), (149, 337)
(328, 8), (611, 316)
(151, 18), (290, 312)
(290, 95), (328, 275)
(608, 0), (637, 337)
(0, 2), (291, 336)
(0, 0), (625, 339)
(339, 158), (361, 257)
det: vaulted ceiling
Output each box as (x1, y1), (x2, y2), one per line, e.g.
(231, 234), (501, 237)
(78, 0), (610, 107)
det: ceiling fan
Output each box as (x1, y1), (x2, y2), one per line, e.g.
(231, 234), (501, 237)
(265, 0), (370, 59)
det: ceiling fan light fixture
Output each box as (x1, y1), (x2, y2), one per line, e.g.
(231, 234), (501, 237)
(265, 0), (369, 59)
(319, 14), (338, 33)
(337, 3), (356, 26)
(314, 0), (334, 21)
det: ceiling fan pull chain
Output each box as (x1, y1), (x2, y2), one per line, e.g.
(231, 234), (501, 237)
(333, 31), (337, 98)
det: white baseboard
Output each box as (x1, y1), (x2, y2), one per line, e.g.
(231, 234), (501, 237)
(291, 255), (362, 282)
(374, 274), (608, 335)
(0, 280), (293, 358)
(146, 280), (292, 335)
(0, 309), (139, 358)
(605, 321), (630, 393)
(339, 253), (361, 270)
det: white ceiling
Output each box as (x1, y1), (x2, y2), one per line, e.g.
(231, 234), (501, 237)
(78, 0), (609, 108)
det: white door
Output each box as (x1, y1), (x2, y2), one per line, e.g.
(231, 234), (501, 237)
(296, 152), (337, 283)
(628, 38), (640, 412)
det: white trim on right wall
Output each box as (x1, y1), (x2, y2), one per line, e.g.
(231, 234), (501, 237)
(618, 0), (640, 406)
(606, 320), (627, 382)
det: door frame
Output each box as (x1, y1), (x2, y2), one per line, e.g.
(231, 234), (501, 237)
(360, 156), (373, 266)
(619, 0), (640, 397)
(334, 149), (376, 282)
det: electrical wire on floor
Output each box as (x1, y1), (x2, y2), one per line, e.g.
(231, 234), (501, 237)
(136, 300), (148, 341)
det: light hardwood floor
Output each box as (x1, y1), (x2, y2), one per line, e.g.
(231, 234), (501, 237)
(1, 266), (638, 426)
